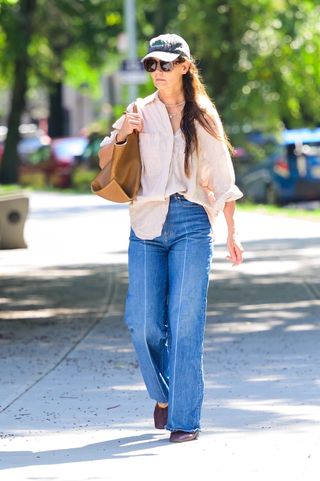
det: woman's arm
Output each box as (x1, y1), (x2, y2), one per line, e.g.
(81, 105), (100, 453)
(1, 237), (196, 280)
(223, 200), (244, 265)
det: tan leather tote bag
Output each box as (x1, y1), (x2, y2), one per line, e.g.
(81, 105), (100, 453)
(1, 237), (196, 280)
(91, 103), (141, 203)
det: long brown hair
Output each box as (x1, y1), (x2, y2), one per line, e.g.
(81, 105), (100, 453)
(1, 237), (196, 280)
(180, 57), (234, 177)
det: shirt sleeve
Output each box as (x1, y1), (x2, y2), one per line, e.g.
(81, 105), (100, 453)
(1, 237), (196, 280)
(99, 102), (135, 148)
(198, 104), (243, 213)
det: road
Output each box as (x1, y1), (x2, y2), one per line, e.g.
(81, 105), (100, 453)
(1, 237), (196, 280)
(0, 192), (320, 480)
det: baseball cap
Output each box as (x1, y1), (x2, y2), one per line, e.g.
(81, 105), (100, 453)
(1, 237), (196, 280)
(141, 34), (191, 62)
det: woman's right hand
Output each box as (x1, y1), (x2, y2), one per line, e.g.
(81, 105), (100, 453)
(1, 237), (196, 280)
(116, 111), (143, 142)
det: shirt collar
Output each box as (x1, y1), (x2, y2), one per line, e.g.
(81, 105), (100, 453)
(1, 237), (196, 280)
(141, 90), (161, 106)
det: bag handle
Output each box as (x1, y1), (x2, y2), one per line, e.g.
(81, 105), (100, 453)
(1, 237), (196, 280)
(122, 102), (138, 133)
(132, 102), (139, 134)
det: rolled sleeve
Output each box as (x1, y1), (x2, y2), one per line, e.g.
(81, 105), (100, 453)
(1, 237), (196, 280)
(199, 107), (243, 214)
(99, 129), (118, 148)
(209, 185), (243, 214)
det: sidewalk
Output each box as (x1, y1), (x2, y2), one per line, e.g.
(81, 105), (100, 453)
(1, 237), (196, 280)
(0, 193), (320, 480)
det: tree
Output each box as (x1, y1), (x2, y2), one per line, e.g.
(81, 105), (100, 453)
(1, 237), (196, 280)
(32, 0), (123, 137)
(0, 0), (37, 184)
(170, 0), (320, 136)
(0, 0), (123, 183)
(1, 0), (319, 184)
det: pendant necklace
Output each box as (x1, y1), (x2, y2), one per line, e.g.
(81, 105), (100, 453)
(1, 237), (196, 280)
(166, 102), (185, 119)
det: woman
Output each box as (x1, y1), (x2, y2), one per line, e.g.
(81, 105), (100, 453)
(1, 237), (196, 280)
(99, 33), (244, 443)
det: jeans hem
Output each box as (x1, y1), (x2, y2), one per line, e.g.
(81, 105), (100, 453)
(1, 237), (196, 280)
(166, 426), (201, 433)
(152, 398), (169, 404)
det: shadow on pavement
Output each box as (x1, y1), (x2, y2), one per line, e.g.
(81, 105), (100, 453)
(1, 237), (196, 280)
(0, 233), (320, 466)
(0, 433), (169, 469)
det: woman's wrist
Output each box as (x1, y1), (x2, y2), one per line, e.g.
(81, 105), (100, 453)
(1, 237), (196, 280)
(227, 225), (240, 239)
(115, 133), (127, 144)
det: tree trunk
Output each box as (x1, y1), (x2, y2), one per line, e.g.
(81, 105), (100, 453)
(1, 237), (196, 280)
(0, 58), (29, 184)
(0, 0), (37, 184)
(48, 81), (69, 138)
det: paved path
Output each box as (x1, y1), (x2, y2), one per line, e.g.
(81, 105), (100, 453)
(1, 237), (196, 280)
(0, 193), (320, 480)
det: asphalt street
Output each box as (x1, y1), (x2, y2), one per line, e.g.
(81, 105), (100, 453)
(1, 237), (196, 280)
(0, 192), (320, 481)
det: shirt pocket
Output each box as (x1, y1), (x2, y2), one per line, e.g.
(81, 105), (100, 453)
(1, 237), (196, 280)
(139, 132), (162, 177)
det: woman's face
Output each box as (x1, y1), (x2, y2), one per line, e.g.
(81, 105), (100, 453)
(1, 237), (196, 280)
(149, 58), (190, 91)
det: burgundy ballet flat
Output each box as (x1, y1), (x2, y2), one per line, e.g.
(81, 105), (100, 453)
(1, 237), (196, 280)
(169, 430), (199, 443)
(153, 403), (168, 429)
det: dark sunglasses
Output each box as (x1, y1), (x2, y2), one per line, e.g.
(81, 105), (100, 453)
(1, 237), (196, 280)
(143, 57), (181, 73)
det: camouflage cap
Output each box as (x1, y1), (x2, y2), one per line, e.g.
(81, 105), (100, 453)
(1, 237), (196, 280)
(141, 34), (191, 62)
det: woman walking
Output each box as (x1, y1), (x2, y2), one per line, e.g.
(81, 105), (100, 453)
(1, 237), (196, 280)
(99, 33), (244, 443)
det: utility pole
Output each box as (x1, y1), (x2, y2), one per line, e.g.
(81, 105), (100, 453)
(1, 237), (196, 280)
(124, 0), (138, 102)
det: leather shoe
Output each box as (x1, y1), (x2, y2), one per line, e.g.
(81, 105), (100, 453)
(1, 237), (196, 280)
(169, 430), (199, 443)
(153, 403), (168, 429)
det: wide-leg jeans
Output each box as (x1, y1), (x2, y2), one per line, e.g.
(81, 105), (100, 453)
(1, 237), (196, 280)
(124, 193), (213, 432)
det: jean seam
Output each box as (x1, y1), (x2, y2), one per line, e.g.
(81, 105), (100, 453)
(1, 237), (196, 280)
(143, 240), (167, 401)
(169, 219), (189, 424)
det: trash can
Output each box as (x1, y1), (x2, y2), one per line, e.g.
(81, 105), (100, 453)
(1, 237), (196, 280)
(0, 192), (29, 249)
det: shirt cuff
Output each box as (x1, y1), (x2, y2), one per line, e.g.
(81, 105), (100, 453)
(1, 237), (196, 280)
(205, 185), (243, 214)
(100, 129), (117, 147)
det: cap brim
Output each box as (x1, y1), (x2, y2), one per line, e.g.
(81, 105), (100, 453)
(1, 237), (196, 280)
(141, 51), (180, 62)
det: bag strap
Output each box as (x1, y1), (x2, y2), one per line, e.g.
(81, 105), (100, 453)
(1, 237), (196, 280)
(132, 102), (139, 134)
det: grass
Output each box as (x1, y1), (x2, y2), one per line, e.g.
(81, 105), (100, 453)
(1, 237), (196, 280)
(0, 185), (89, 195)
(1, 184), (319, 221)
(238, 201), (320, 222)
(0, 184), (24, 194)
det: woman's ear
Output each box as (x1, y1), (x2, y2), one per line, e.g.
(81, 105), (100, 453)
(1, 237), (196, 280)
(181, 61), (191, 75)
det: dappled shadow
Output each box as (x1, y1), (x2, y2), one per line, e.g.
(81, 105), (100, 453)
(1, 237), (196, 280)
(0, 263), (130, 416)
(0, 263), (127, 316)
(202, 234), (320, 431)
(0, 229), (320, 464)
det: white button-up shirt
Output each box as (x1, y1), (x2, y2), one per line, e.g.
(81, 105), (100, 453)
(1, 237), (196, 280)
(100, 90), (243, 240)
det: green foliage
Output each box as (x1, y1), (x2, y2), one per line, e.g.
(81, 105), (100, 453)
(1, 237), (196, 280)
(0, 0), (124, 95)
(71, 166), (98, 192)
(0, 183), (22, 195)
(168, 0), (320, 138)
(1, 0), (319, 146)
(238, 201), (320, 222)
(63, 50), (101, 98)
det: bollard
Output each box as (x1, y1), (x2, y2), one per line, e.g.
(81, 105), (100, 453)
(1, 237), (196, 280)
(0, 192), (29, 249)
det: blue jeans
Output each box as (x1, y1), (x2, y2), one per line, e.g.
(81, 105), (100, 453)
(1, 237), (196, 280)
(124, 193), (213, 432)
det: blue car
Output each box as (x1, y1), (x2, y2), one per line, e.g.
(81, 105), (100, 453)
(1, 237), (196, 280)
(238, 128), (320, 204)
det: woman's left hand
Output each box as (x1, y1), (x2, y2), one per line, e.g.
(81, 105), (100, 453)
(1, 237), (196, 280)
(226, 234), (244, 266)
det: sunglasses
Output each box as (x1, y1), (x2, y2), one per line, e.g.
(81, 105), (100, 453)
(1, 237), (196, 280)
(143, 57), (181, 73)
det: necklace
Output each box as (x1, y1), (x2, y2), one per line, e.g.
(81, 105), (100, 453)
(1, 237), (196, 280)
(158, 94), (185, 107)
(165, 102), (185, 119)
(163, 100), (185, 107)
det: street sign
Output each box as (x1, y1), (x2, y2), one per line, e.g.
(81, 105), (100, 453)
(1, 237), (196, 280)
(118, 58), (147, 84)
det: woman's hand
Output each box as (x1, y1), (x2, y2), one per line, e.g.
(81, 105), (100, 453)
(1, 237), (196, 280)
(116, 112), (143, 142)
(226, 233), (244, 266)
(223, 200), (244, 266)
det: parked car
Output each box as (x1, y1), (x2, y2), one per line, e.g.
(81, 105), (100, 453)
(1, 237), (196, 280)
(0, 124), (50, 163)
(237, 128), (320, 204)
(20, 136), (89, 188)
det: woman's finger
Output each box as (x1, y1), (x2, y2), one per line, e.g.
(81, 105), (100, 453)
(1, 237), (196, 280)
(122, 112), (143, 135)
(126, 113), (142, 122)
(234, 245), (244, 264)
(226, 241), (244, 265)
